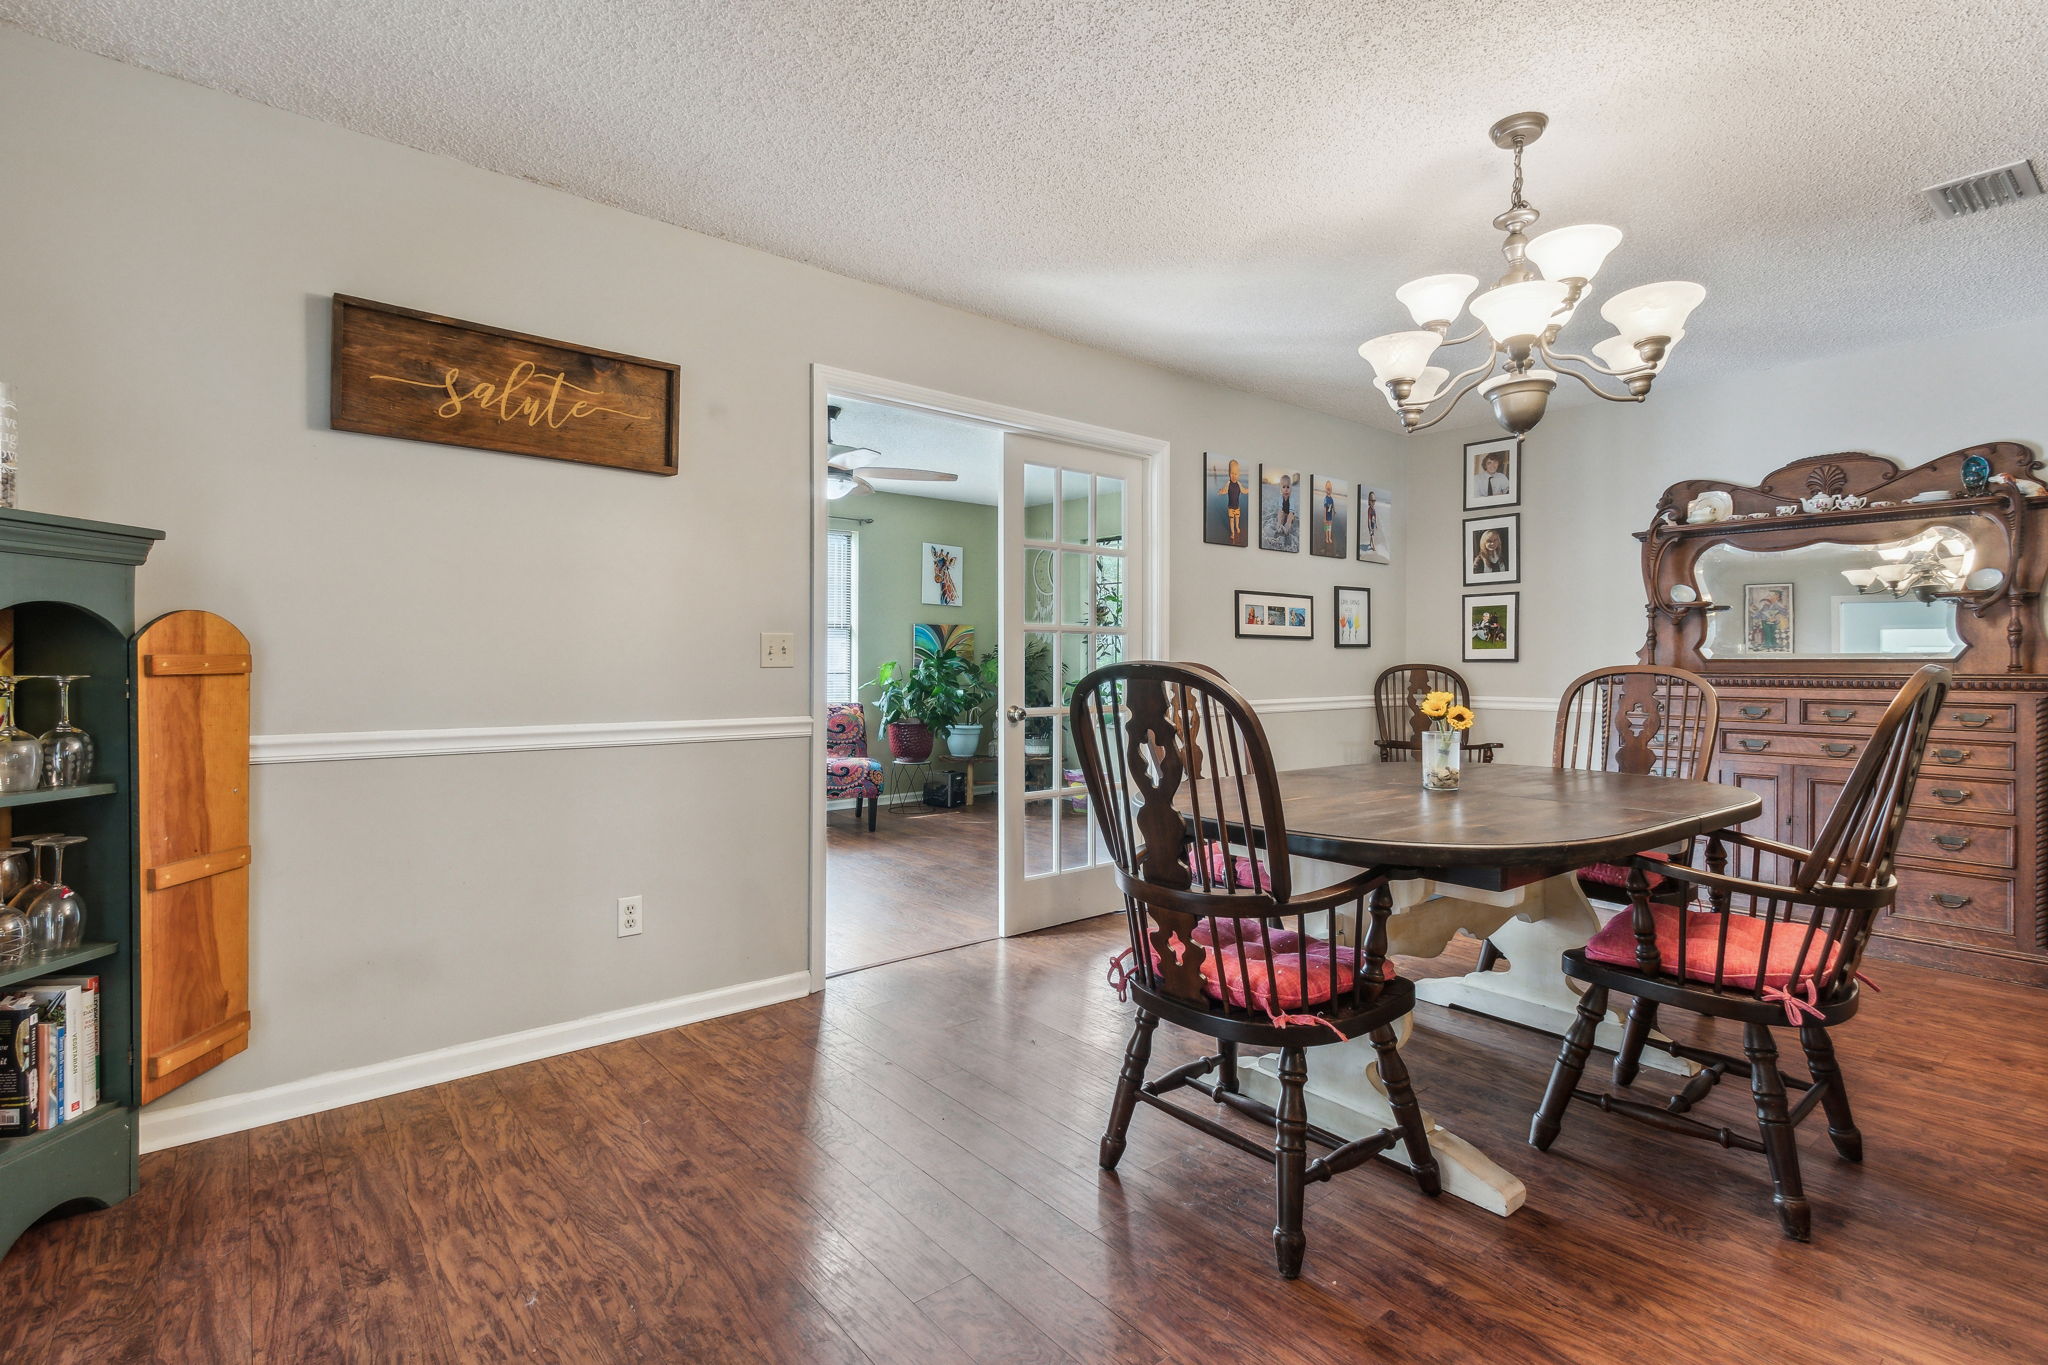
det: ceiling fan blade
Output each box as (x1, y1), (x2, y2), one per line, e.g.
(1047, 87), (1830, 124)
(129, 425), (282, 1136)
(847, 474), (876, 496)
(856, 466), (959, 482)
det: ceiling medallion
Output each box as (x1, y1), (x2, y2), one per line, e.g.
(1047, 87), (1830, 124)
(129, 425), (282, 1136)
(1358, 112), (1705, 436)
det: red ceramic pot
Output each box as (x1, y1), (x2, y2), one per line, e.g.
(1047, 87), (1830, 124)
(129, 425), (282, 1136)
(888, 722), (934, 761)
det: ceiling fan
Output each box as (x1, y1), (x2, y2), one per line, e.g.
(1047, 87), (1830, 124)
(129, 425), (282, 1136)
(826, 404), (960, 499)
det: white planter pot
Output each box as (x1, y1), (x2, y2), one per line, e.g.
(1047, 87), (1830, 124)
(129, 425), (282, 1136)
(944, 724), (984, 758)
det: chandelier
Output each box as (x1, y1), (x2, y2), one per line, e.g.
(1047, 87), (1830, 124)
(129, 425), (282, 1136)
(1358, 112), (1705, 436)
(1840, 529), (1974, 601)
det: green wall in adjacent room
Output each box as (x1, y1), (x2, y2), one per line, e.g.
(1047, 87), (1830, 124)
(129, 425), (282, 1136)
(846, 491), (998, 754)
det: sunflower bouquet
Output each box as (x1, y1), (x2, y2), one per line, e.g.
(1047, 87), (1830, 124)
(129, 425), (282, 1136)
(1415, 691), (1475, 790)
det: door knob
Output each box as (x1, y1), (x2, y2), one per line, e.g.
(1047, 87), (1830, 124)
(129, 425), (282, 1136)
(1006, 705), (1028, 725)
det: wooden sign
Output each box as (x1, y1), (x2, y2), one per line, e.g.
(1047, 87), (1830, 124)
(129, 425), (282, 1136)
(330, 295), (679, 475)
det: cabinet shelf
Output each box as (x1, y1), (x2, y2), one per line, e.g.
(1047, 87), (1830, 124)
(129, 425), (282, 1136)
(0, 783), (117, 809)
(0, 1104), (128, 1174)
(0, 941), (116, 992)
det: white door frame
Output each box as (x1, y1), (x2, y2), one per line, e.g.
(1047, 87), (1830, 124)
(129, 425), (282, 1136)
(807, 366), (1172, 990)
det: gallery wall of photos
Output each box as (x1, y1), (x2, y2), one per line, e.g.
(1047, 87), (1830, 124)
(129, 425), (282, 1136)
(1203, 453), (1388, 647)
(1460, 435), (1522, 663)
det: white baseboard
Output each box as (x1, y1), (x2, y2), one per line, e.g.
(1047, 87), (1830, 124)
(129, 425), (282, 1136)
(137, 969), (813, 1152)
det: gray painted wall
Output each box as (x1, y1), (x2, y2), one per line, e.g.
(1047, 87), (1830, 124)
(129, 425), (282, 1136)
(0, 31), (1407, 1107)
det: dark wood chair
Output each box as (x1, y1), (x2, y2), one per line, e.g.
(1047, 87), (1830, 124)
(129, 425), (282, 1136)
(1071, 661), (1439, 1278)
(1372, 663), (1503, 765)
(1554, 665), (1719, 907)
(1530, 664), (1952, 1240)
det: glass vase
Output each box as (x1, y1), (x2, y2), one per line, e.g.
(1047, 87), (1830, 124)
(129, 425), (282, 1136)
(1421, 729), (1462, 791)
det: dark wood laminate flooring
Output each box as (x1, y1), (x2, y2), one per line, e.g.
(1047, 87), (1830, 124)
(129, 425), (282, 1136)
(3, 918), (2043, 1363)
(827, 799), (998, 975)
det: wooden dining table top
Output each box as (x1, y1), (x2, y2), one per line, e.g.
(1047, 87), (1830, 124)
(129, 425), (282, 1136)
(1178, 761), (1763, 891)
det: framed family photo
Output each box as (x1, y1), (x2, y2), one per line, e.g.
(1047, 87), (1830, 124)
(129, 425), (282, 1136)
(1463, 436), (1521, 510)
(1744, 583), (1794, 653)
(1308, 475), (1350, 559)
(1356, 485), (1393, 564)
(1258, 466), (1303, 553)
(1235, 589), (1314, 640)
(1463, 512), (1520, 586)
(1463, 591), (1519, 662)
(1202, 452), (1251, 547)
(1334, 586), (1372, 648)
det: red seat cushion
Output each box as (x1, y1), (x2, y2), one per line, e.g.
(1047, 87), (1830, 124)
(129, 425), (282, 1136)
(1185, 845), (1274, 892)
(1585, 902), (1842, 992)
(1148, 916), (1392, 1013)
(1578, 850), (1670, 892)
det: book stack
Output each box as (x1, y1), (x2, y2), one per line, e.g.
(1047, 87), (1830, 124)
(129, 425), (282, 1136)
(0, 975), (101, 1136)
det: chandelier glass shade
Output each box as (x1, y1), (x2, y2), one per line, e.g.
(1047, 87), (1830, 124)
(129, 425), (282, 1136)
(1359, 112), (1705, 436)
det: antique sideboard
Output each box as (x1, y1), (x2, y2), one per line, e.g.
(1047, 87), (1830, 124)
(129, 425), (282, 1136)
(1638, 443), (2048, 985)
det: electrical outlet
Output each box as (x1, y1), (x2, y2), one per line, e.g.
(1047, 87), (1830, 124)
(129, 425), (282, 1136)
(617, 895), (643, 938)
(760, 632), (795, 667)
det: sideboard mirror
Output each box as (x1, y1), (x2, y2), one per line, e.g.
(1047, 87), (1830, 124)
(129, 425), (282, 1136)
(1696, 525), (1976, 661)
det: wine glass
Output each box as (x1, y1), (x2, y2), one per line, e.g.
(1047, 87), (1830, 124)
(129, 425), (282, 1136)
(37, 674), (91, 788)
(0, 845), (32, 968)
(7, 836), (51, 912)
(22, 834), (85, 957)
(0, 676), (42, 792)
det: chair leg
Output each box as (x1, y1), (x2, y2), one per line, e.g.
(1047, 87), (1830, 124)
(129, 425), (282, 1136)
(867, 794), (877, 831)
(1273, 1046), (1308, 1279)
(1098, 1010), (1156, 1171)
(1799, 1022), (1862, 1163)
(1745, 1022), (1811, 1241)
(1612, 997), (1658, 1086)
(1530, 983), (1608, 1151)
(1475, 938), (1504, 972)
(1215, 1039), (1239, 1095)
(1369, 1026), (1440, 1196)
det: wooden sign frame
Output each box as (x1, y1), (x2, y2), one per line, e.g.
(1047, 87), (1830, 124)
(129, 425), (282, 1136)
(330, 295), (680, 475)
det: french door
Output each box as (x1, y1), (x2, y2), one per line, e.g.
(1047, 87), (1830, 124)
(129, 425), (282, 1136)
(997, 433), (1145, 935)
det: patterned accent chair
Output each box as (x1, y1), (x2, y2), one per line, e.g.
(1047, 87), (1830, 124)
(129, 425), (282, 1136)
(826, 703), (884, 831)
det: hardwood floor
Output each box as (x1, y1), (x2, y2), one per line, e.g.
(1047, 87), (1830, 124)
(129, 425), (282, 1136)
(827, 799), (998, 974)
(3, 918), (2044, 1363)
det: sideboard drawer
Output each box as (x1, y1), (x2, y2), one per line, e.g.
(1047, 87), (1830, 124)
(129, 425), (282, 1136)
(1791, 699), (2016, 734)
(1938, 703), (2017, 734)
(1897, 816), (2015, 870)
(1797, 699), (1878, 728)
(1720, 697), (1788, 726)
(1887, 866), (2016, 937)
(1912, 774), (2017, 816)
(1921, 739), (2017, 772)
(1721, 730), (1869, 762)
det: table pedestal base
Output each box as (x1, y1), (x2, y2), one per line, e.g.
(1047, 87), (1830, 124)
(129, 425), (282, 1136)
(1236, 1017), (1527, 1216)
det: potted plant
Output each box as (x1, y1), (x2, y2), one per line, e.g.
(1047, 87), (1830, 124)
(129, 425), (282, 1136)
(865, 647), (974, 762)
(945, 649), (1000, 757)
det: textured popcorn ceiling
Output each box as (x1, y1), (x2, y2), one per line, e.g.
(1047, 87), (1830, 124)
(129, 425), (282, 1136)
(8, 1), (2048, 426)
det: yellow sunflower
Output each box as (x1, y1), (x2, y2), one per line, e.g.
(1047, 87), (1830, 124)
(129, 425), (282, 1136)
(1419, 695), (1449, 719)
(1445, 705), (1475, 731)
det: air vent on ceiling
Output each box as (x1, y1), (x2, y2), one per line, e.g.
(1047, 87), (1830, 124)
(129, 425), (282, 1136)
(1922, 159), (2042, 218)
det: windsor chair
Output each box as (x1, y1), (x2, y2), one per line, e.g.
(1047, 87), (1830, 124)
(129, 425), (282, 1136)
(1530, 664), (1951, 1240)
(1071, 662), (1440, 1278)
(1372, 663), (1504, 764)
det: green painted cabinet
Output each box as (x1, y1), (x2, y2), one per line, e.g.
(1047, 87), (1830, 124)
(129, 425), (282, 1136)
(0, 508), (164, 1257)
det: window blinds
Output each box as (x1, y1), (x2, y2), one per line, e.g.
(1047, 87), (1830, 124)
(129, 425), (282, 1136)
(825, 529), (856, 705)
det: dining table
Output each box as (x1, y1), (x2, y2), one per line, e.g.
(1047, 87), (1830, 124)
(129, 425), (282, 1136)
(1180, 760), (1761, 1216)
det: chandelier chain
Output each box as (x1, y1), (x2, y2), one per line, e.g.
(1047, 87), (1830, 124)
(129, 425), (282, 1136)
(1509, 137), (1526, 211)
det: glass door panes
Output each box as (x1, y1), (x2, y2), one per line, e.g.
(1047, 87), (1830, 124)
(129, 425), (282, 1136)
(1017, 462), (1127, 882)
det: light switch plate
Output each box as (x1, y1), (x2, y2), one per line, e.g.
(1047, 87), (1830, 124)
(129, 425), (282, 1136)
(760, 632), (796, 668)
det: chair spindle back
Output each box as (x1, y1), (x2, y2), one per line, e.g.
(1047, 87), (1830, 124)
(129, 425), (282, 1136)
(1554, 665), (1719, 779)
(1373, 663), (1474, 763)
(1070, 662), (1389, 1025)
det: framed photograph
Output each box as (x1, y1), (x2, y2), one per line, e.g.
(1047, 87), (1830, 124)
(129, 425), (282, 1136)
(1463, 591), (1520, 662)
(1202, 453), (1251, 547)
(1463, 436), (1521, 510)
(1463, 512), (1520, 586)
(1236, 590), (1314, 640)
(921, 542), (962, 606)
(1308, 476), (1350, 559)
(1744, 583), (1794, 653)
(1259, 465), (1303, 553)
(1334, 586), (1372, 648)
(1357, 485), (1393, 564)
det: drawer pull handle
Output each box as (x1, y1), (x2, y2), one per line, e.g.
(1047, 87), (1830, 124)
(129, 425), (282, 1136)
(1821, 708), (1856, 722)
(1738, 706), (1770, 719)
(1821, 742), (1856, 757)
(1954, 713), (1994, 728)
(1738, 738), (1771, 752)
(1931, 893), (1972, 910)
(1934, 748), (1970, 764)
(1932, 788), (1971, 804)
(1932, 834), (1972, 851)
